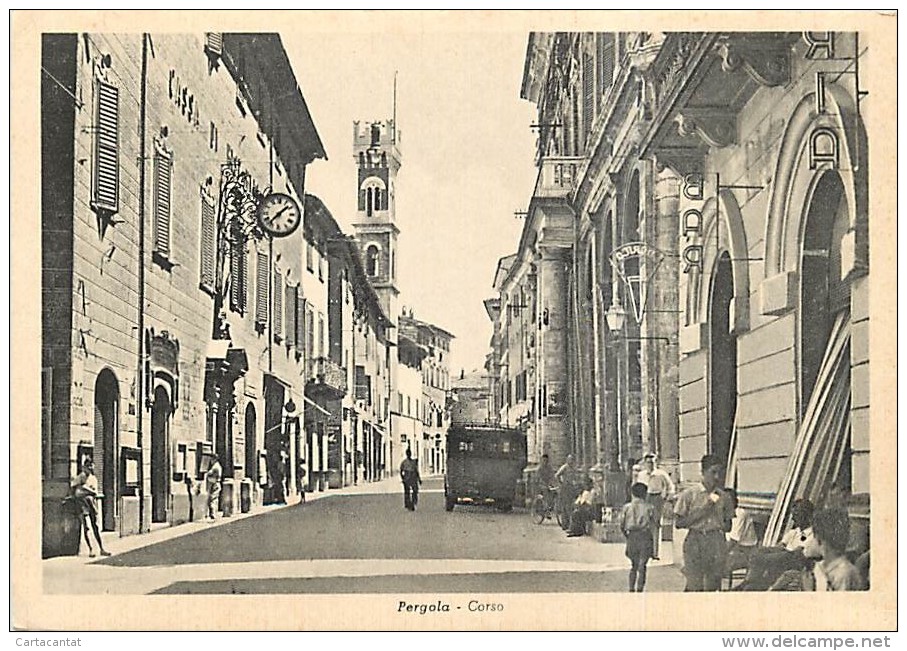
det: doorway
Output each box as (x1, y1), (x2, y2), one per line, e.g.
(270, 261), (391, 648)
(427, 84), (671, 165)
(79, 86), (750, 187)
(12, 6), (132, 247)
(799, 171), (851, 490)
(245, 403), (257, 484)
(800, 172), (849, 415)
(709, 251), (737, 470)
(93, 369), (119, 531)
(150, 384), (171, 523)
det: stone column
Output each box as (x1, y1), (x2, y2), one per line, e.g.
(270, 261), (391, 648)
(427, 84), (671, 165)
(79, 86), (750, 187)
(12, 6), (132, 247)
(538, 246), (571, 465)
(646, 167), (681, 472)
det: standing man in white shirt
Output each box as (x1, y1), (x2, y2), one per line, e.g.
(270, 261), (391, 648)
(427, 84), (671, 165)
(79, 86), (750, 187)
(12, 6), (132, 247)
(639, 453), (675, 560)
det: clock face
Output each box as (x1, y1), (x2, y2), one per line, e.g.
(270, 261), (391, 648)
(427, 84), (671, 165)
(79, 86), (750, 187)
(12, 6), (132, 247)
(257, 192), (301, 237)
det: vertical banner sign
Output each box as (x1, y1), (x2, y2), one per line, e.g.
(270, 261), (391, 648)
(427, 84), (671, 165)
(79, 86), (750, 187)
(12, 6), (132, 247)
(610, 242), (665, 323)
(677, 173), (718, 322)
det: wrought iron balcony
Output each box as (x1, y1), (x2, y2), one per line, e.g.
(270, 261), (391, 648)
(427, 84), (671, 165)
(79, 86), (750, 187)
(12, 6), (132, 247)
(534, 156), (584, 199)
(305, 356), (347, 400)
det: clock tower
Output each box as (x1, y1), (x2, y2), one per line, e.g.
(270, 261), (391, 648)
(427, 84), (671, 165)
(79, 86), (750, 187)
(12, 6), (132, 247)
(352, 119), (401, 331)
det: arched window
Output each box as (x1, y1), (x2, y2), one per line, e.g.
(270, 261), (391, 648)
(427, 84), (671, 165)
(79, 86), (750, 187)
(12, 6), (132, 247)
(361, 177), (387, 217)
(365, 245), (379, 277)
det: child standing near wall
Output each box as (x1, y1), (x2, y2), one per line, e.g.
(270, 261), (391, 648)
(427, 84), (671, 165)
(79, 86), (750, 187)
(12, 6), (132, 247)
(620, 482), (657, 592)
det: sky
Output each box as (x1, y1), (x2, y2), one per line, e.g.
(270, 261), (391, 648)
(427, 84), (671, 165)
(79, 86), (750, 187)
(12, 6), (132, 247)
(284, 31), (539, 376)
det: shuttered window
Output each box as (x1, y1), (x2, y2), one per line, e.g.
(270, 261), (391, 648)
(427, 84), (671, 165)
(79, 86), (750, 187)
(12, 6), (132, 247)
(91, 79), (119, 214)
(582, 51), (595, 146)
(273, 270), (283, 340)
(305, 306), (315, 360)
(152, 144), (173, 260)
(295, 291), (305, 353)
(597, 34), (615, 96)
(205, 33), (223, 57)
(285, 284), (296, 347)
(199, 190), (216, 292)
(229, 238), (247, 314)
(255, 250), (270, 326)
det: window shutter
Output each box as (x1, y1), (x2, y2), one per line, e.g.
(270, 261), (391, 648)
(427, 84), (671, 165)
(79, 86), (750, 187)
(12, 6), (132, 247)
(583, 51), (594, 145)
(92, 79), (119, 214)
(200, 192), (216, 291)
(306, 307), (315, 360)
(285, 284), (296, 347)
(255, 250), (269, 326)
(205, 33), (223, 57)
(153, 147), (173, 258)
(597, 34), (615, 95)
(229, 238), (247, 314)
(273, 270), (283, 340)
(295, 292), (305, 353)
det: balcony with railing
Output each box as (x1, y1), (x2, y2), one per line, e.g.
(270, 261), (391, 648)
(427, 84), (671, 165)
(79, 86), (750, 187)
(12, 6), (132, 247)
(305, 356), (347, 400)
(534, 156), (584, 200)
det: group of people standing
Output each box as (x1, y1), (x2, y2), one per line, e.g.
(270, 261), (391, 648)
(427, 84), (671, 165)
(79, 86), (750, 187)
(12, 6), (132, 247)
(536, 450), (867, 594)
(674, 454), (867, 593)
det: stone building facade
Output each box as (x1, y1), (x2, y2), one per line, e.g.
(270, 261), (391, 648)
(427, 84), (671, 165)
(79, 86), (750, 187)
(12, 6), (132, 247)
(41, 32), (325, 556)
(495, 30), (871, 527)
(399, 313), (454, 474)
(641, 33), (870, 534)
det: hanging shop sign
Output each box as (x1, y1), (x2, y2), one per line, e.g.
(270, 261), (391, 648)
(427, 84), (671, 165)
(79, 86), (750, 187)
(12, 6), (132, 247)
(609, 242), (665, 323)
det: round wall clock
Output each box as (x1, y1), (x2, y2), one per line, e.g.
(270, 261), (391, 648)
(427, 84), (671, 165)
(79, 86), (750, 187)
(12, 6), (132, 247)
(257, 192), (302, 238)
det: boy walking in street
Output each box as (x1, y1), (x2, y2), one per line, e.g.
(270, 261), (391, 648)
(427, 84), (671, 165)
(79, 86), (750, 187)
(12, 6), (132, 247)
(673, 454), (734, 591)
(620, 481), (657, 592)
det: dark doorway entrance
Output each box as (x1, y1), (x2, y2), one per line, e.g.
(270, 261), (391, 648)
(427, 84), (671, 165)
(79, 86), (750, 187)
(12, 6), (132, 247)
(709, 251), (737, 471)
(93, 369), (119, 531)
(245, 403), (257, 484)
(150, 385), (171, 523)
(800, 171), (849, 415)
(800, 171), (851, 490)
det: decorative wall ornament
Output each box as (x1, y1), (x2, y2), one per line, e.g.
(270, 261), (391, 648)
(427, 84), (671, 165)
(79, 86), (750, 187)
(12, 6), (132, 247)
(715, 34), (795, 88)
(675, 108), (737, 148)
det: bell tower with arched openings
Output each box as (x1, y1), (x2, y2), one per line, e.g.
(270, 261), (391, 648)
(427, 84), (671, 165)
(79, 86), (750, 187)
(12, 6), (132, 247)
(352, 119), (401, 327)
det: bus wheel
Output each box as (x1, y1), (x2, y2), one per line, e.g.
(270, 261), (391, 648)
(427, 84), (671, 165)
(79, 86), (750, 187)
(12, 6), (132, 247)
(445, 496), (455, 512)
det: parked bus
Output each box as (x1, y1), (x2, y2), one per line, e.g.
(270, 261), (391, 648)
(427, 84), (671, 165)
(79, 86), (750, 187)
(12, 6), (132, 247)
(444, 425), (527, 512)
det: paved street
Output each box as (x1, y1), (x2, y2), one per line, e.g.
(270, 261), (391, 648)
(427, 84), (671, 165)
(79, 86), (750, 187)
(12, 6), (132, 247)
(44, 477), (684, 594)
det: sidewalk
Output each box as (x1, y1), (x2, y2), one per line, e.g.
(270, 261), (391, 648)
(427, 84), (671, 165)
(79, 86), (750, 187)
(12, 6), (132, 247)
(63, 475), (406, 563)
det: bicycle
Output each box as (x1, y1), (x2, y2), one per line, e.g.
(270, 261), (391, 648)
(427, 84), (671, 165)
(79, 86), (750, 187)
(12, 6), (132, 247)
(530, 485), (568, 528)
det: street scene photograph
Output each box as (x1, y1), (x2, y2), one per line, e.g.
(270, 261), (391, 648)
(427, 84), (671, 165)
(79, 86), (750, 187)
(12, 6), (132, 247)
(14, 9), (897, 632)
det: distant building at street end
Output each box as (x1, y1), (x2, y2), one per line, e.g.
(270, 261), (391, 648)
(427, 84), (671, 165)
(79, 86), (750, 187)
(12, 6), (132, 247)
(449, 369), (493, 426)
